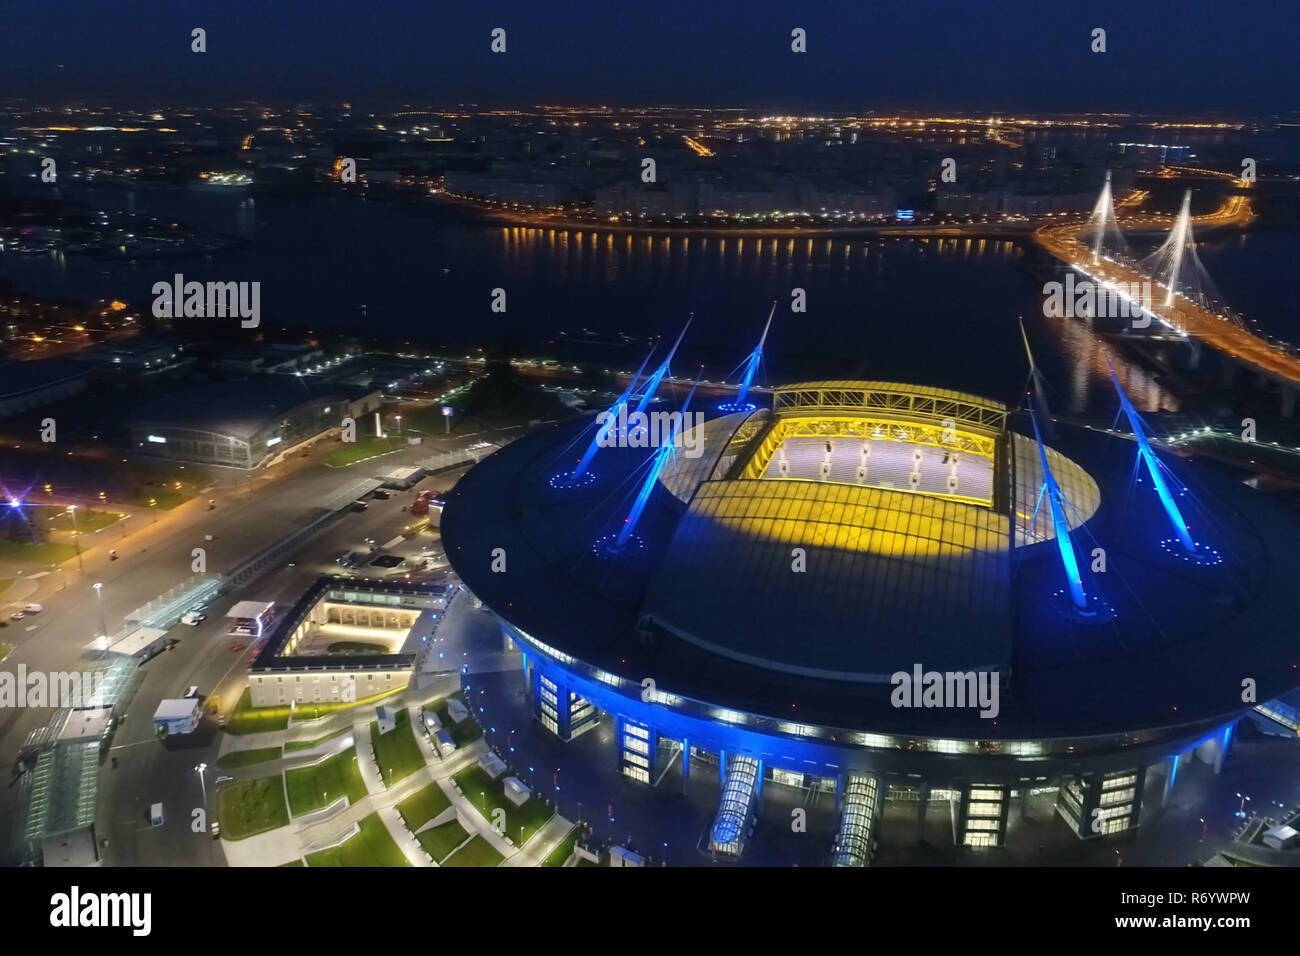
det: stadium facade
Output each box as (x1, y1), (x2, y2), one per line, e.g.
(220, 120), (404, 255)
(443, 380), (1300, 862)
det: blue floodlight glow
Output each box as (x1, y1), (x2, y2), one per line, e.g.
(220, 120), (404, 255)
(598, 376), (701, 556)
(1029, 409), (1087, 611)
(559, 347), (656, 486)
(1108, 365), (1196, 553)
(719, 303), (774, 412)
(629, 315), (692, 423)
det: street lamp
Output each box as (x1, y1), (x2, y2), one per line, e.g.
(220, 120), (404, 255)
(67, 505), (84, 577)
(92, 582), (108, 653)
(195, 762), (208, 807)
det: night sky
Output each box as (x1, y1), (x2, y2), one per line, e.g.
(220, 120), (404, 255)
(1, 0), (1296, 113)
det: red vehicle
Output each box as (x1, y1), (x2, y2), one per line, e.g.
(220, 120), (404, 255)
(410, 490), (440, 516)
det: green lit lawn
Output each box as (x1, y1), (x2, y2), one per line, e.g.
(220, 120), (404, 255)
(285, 748), (368, 816)
(217, 776), (290, 840)
(0, 539), (78, 564)
(123, 487), (188, 510)
(42, 507), (123, 535)
(416, 819), (469, 863)
(225, 689), (291, 735)
(453, 764), (554, 846)
(325, 435), (401, 467)
(0, 643), (12, 663)
(305, 813), (409, 867)
(441, 834), (503, 868)
(284, 726), (350, 753)
(290, 688), (401, 722)
(429, 695), (482, 747)
(226, 687), (399, 735)
(370, 709), (426, 787)
(217, 746), (282, 769)
(396, 781), (452, 831)
(543, 826), (581, 867)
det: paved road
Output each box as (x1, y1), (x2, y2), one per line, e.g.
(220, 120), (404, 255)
(0, 425), (517, 863)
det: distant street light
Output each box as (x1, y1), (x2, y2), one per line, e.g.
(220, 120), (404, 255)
(67, 505), (84, 577)
(92, 582), (108, 653)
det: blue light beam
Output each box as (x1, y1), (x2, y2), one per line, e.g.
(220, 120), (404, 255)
(613, 375), (701, 551)
(1106, 363), (1195, 552)
(1029, 407), (1088, 610)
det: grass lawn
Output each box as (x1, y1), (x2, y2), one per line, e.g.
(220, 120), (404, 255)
(226, 686), (402, 735)
(441, 834), (503, 868)
(123, 487), (188, 510)
(0, 643), (11, 663)
(279, 860), (304, 867)
(325, 435), (402, 467)
(396, 781), (452, 831)
(370, 710), (426, 787)
(217, 746), (282, 769)
(0, 578), (14, 596)
(305, 813), (410, 867)
(217, 776), (290, 840)
(0, 539), (78, 564)
(415, 819), (469, 863)
(225, 689), (291, 735)
(542, 826), (581, 867)
(290, 687), (401, 722)
(42, 507), (123, 535)
(429, 695), (482, 747)
(285, 748), (368, 816)
(453, 764), (555, 846)
(284, 726), (350, 753)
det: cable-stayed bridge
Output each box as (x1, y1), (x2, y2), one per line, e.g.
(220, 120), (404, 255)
(1031, 173), (1300, 413)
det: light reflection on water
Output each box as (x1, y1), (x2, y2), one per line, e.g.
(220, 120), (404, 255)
(0, 184), (1194, 414)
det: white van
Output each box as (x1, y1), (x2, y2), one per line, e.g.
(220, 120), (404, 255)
(150, 803), (164, 827)
(23, 604), (42, 614)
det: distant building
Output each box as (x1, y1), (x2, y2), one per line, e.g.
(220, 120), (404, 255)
(128, 378), (347, 470)
(75, 337), (189, 376)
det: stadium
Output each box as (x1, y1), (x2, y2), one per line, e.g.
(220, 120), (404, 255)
(443, 377), (1300, 862)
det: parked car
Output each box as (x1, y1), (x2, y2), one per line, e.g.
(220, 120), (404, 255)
(23, 603), (42, 614)
(214, 775), (234, 786)
(180, 611), (206, 626)
(371, 489), (390, 500)
(9, 611), (25, 622)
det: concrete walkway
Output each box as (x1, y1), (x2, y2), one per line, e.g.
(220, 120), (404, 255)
(354, 718), (387, 796)
(503, 814), (576, 867)
(216, 682), (569, 867)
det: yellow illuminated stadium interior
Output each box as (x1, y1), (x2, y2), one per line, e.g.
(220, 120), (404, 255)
(742, 381), (1007, 508)
(663, 382), (1098, 562)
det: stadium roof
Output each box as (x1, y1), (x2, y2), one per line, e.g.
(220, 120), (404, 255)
(443, 383), (1300, 739)
(644, 479), (1011, 682)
